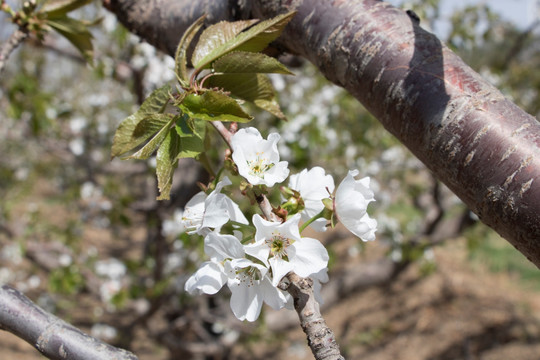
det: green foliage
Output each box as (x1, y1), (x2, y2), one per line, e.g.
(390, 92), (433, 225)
(6, 70), (55, 135)
(45, 16), (94, 63)
(2, 0), (96, 62)
(190, 12), (295, 70)
(49, 265), (85, 295)
(112, 12), (296, 200)
(174, 15), (207, 86)
(42, 0), (96, 62)
(213, 51), (294, 75)
(41, 0), (94, 18)
(111, 85), (172, 158)
(179, 92), (253, 123)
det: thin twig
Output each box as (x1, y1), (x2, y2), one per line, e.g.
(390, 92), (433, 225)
(254, 189), (281, 222)
(211, 121), (233, 146)
(278, 273), (345, 360)
(0, 27), (29, 75)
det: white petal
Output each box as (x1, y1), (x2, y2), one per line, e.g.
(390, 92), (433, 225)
(262, 160), (289, 186)
(288, 167), (334, 232)
(205, 232), (245, 261)
(253, 213), (302, 242)
(201, 194), (232, 230)
(230, 127), (288, 187)
(269, 257), (294, 287)
(244, 240), (271, 266)
(259, 276), (288, 310)
(181, 192), (206, 233)
(214, 176), (232, 192)
(184, 261), (226, 295)
(252, 214), (278, 242)
(224, 196), (249, 225)
(229, 279), (263, 322)
(288, 237), (329, 278)
(289, 167), (335, 201)
(335, 170), (377, 242)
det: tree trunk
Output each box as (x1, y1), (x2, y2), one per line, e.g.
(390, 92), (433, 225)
(104, 0), (540, 267)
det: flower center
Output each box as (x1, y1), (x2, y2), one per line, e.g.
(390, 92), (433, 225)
(233, 265), (262, 287)
(247, 152), (273, 178)
(265, 232), (291, 260)
(181, 208), (203, 230)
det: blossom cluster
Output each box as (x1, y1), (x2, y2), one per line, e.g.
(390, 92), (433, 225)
(181, 127), (377, 321)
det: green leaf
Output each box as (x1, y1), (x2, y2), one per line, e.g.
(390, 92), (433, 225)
(156, 129), (181, 200)
(46, 17), (94, 63)
(155, 116), (207, 200)
(111, 85), (171, 158)
(175, 15), (206, 86)
(213, 51), (294, 75)
(127, 114), (175, 160)
(191, 19), (258, 70)
(192, 11), (296, 70)
(175, 116), (207, 158)
(179, 91), (253, 123)
(206, 73), (285, 120)
(42, 0), (93, 18)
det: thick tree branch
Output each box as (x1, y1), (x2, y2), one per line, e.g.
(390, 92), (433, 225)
(104, 0), (540, 268)
(0, 285), (138, 360)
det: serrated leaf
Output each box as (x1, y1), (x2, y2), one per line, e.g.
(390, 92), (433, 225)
(176, 116), (207, 158)
(112, 85), (171, 158)
(127, 114), (175, 160)
(191, 19), (258, 70)
(42, 0), (93, 18)
(253, 98), (286, 120)
(206, 73), (286, 120)
(179, 91), (253, 123)
(213, 51), (294, 75)
(156, 129), (181, 200)
(193, 11), (296, 70)
(175, 15), (206, 86)
(46, 17), (94, 63)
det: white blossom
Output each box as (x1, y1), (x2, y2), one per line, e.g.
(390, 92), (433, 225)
(288, 167), (335, 231)
(181, 176), (248, 235)
(231, 127), (289, 186)
(334, 170), (377, 241)
(245, 214), (329, 286)
(185, 232), (288, 321)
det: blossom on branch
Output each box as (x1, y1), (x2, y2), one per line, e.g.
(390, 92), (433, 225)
(181, 176), (248, 235)
(334, 170), (378, 241)
(288, 167), (335, 231)
(245, 214), (329, 286)
(185, 232), (288, 321)
(231, 127), (289, 186)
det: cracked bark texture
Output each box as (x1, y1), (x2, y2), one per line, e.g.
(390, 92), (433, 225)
(105, 0), (540, 267)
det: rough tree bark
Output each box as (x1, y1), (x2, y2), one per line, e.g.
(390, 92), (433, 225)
(104, 0), (540, 267)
